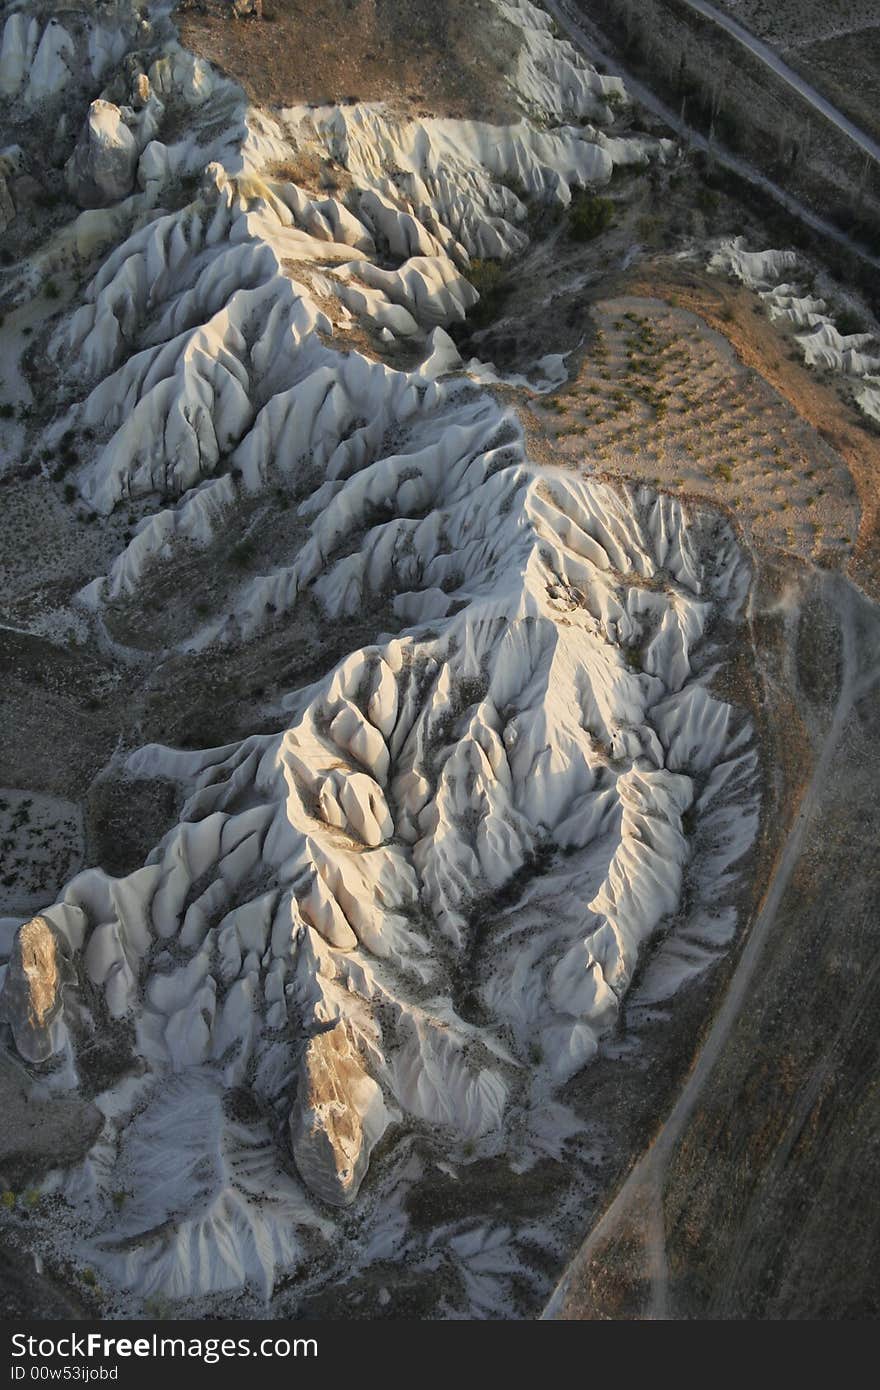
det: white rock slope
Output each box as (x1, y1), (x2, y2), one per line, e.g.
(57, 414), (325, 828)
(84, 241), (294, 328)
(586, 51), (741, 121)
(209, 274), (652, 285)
(709, 236), (880, 422)
(0, 0), (757, 1315)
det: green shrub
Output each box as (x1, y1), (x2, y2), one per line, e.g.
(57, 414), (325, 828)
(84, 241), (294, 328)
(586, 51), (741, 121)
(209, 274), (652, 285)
(568, 191), (614, 242)
(231, 538), (257, 567)
(836, 308), (866, 336)
(636, 214), (664, 246)
(622, 644), (643, 672)
(468, 258), (504, 299)
(466, 257), (510, 328)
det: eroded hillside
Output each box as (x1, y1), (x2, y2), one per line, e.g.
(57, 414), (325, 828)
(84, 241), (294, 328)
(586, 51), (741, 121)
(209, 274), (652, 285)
(0, 0), (878, 1320)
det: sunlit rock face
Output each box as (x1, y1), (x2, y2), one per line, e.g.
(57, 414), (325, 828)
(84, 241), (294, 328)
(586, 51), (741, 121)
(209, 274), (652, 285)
(290, 1021), (391, 1207)
(0, 0), (758, 1315)
(10, 456), (757, 1299)
(0, 916), (69, 1064)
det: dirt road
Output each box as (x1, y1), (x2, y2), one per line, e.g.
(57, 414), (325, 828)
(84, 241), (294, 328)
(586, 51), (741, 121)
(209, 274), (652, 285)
(543, 0), (880, 273)
(679, 0), (880, 165)
(544, 575), (879, 1317)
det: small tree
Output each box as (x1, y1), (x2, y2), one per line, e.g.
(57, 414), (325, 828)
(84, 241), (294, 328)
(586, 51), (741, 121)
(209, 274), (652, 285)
(568, 191), (614, 242)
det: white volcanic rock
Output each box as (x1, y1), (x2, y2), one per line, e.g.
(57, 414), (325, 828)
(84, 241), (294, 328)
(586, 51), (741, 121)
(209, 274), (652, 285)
(498, 0), (626, 121)
(0, 13), (39, 98)
(0, 12), (77, 104)
(761, 283), (828, 329)
(0, 916), (70, 1064)
(710, 238), (880, 420)
(88, 12), (139, 82)
(3, 0), (764, 1311)
(708, 236), (799, 289)
(0, 9), (142, 103)
(26, 18), (75, 103)
(147, 44), (216, 107)
(66, 101), (140, 208)
(83, 1074), (329, 1300)
(795, 319), (880, 375)
(45, 456), (755, 1263)
(53, 95), (669, 520)
(856, 380), (880, 422)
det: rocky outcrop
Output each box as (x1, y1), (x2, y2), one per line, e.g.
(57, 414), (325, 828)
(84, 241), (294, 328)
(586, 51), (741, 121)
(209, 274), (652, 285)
(290, 1022), (390, 1206)
(65, 100), (139, 208)
(0, 145), (24, 232)
(0, 916), (69, 1064)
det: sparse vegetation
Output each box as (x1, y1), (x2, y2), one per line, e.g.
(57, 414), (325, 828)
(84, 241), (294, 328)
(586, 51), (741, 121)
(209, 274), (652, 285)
(465, 257), (509, 329)
(144, 1295), (171, 1319)
(231, 538), (257, 567)
(835, 307), (867, 336)
(568, 190), (614, 243)
(622, 643), (643, 672)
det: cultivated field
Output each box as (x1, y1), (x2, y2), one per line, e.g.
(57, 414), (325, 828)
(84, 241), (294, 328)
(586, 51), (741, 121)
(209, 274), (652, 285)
(523, 291), (859, 567)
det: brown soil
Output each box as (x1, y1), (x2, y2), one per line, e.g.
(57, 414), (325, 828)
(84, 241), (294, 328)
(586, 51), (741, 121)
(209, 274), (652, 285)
(624, 265), (880, 603)
(175, 0), (522, 120)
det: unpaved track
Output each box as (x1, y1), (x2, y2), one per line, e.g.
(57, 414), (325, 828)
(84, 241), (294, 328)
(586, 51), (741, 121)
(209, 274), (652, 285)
(543, 581), (879, 1318)
(679, 0), (880, 166)
(544, 0), (880, 273)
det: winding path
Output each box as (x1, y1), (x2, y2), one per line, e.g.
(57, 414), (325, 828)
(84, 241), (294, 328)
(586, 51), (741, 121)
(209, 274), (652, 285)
(544, 579), (879, 1318)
